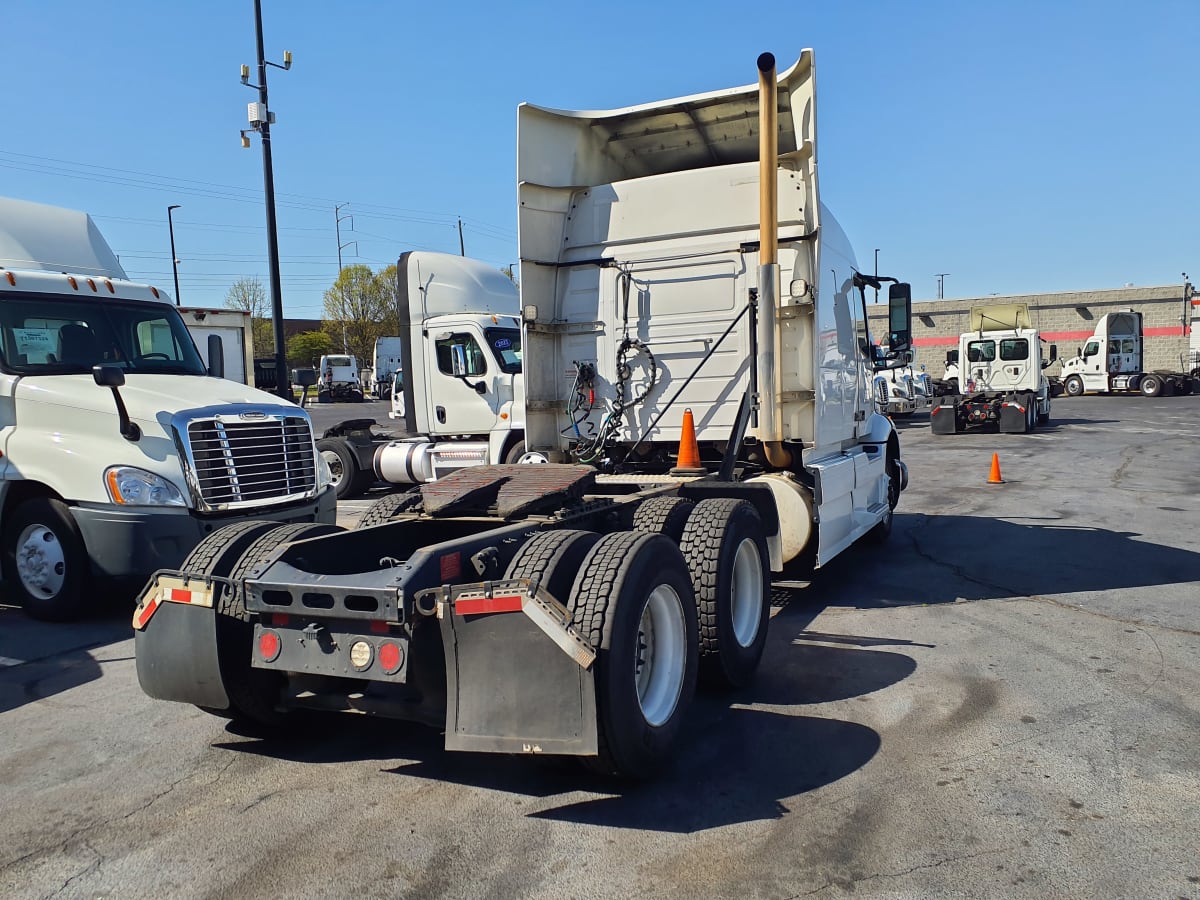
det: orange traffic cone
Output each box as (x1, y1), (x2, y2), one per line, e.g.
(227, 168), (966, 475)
(670, 408), (708, 476)
(987, 452), (1004, 484)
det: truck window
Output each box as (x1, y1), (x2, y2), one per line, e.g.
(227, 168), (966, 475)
(484, 328), (522, 375)
(325, 355), (353, 368)
(436, 334), (487, 377)
(1121, 339), (1135, 354)
(0, 294), (205, 376)
(1083, 341), (1100, 357)
(966, 340), (995, 363)
(999, 338), (1028, 361)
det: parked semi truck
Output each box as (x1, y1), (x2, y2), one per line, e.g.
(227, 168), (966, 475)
(372, 336), (402, 400)
(315, 252), (530, 499)
(1059, 310), (1195, 397)
(134, 52), (912, 777)
(873, 357), (933, 417)
(0, 197), (336, 621)
(931, 303), (1055, 434)
(317, 353), (363, 402)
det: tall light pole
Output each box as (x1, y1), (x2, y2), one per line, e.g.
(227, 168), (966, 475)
(167, 205), (182, 306)
(873, 248), (880, 303)
(240, 0), (292, 401)
(936, 273), (950, 300)
(335, 203), (357, 354)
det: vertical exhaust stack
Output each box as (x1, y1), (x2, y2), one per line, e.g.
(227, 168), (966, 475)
(757, 53), (787, 461)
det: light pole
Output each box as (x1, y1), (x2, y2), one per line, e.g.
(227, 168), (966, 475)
(936, 273), (950, 300)
(167, 205), (182, 306)
(239, 0), (292, 401)
(873, 248), (880, 303)
(334, 203), (357, 354)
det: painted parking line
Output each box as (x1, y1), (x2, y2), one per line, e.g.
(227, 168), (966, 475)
(0, 655), (25, 667)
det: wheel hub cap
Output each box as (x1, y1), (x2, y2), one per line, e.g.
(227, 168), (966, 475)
(321, 449), (345, 485)
(634, 584), (686, 727)
(16, 525), (66, 598)
(731, 538), (764, 647)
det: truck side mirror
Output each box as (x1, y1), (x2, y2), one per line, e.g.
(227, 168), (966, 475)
(887, 283), (912, 354)
(294, 368), (318, 388)
(206, 334), (225, 380)
(451, 344), (468, 377)
(1049, 344), (1057, 363)
(92, 365), (140, 442)
(93, 364), (125, 388)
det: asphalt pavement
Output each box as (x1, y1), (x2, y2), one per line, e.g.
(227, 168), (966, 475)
(2, 395), (1198, 899)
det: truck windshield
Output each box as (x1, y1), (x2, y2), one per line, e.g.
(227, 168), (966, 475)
(0, 293), (206, 376)
(485, 328), (522, 374)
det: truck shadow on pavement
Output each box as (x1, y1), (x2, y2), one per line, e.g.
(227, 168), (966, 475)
(217, 606), (920, 832)
(801, 512), (1200, 608)
(0, 604), (131, 714)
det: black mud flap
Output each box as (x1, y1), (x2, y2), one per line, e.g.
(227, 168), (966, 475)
(998, 400), (1026, 433)
(431, 580), (598, 756)
(930, 399), (959, 434)
(133, 574), (230, 710)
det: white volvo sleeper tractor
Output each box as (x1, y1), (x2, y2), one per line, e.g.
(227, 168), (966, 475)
(133, 52), (912, 779)
(930, 303), (1055, 434)
(0, 197), (336, 621)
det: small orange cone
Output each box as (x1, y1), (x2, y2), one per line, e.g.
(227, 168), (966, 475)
(987, 452), (1004, 484)
(670, 408), (708, 476)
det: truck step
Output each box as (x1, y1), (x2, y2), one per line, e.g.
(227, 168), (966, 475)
(420, 463), (596, 518)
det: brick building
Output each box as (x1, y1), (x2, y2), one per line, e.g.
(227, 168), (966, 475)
(868, 283), (1197, 376)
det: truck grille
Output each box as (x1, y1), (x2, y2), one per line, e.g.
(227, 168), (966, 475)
(184, 415), (317, 510)
(917, 373), (934, 397)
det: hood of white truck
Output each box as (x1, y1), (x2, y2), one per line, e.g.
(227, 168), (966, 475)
(8, 374), (308, 504)
(16, 373), (297, 423)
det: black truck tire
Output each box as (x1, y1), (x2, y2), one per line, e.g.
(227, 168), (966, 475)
(355, 491), (422, 529)
(631, 496), (696, 544)
(3, 496), (92, 622)
(316, 437), (375, 501)
(504, 529), (600, 605)
(568, 531), (698, 778)
(214, 522), (345, 728)
(1140, 374), (1162, 397)
(1064, 375), (1084, 397)
(678, 498), (771, 689)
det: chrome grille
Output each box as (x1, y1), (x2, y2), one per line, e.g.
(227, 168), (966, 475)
(185, 415), (317, 510)
(917, 372), (934, 397)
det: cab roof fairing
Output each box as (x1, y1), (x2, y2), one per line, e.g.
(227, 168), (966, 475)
(516, 51), (816, 191)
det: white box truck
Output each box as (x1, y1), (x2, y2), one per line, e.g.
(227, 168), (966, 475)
(179, 306), (254, 385)
(133, 52), (913, 778)
(0, 197), (336, 621)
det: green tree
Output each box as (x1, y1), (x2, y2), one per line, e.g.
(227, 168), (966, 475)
(223, 276), (274, 355)
(287, 330), (333, 369)
(322, 264), (396, 363)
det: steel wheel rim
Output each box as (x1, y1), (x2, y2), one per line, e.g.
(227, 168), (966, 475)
(321, 449), (345, 486)
(731, 537), (764, 647)
(16, 524), (66, 598)
(634, 584), (686, 727)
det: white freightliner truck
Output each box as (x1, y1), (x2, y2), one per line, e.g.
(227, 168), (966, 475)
(0, 197), (336, 621)
(314, 252), (530, 499)
(1059, 310), (1196, 397)
(372, 336), (402, 400)
(873, 357), (933, 417)
(133, 52), (912, 778)
(930, 303), (1055, 434)
(316, 353), (364, 403)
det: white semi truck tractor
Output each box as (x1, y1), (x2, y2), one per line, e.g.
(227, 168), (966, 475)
(314, 251), (530, 499)
(930, 304), (1055, 434)
(1059, 310), (1195, 397)
(133, 52), (912, 779)
(0, 197), (336, 621)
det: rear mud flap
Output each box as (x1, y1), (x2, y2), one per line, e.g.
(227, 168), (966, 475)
(433, 581), (598, 756)
(134, 579), (229, 710)
(930, 400), (958, 434)
(998, 401), (1026, 433)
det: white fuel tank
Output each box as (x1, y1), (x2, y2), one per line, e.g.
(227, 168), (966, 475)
(374, 440), (491, 484)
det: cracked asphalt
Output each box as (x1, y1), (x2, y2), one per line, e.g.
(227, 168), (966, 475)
(2, 395), (1199, 899)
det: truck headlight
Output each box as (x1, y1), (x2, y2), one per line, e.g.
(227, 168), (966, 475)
(104, 466), (186, 507)
(316, 450), (333, 489)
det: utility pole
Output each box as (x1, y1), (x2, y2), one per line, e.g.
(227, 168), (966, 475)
(167, 205), (182, 306)
(457, 217), (465, 256)
(936, 273), (950, 300)
(239, 0), (292, 401)
(335, 203), (356, 355)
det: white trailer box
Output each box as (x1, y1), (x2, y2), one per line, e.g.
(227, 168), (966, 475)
(179, 307), (254, 385)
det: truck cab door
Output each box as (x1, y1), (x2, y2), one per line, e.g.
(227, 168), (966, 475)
(427, 326), (501, 435)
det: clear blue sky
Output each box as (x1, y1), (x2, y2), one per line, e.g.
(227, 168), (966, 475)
(3, 0), (1197, 318)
